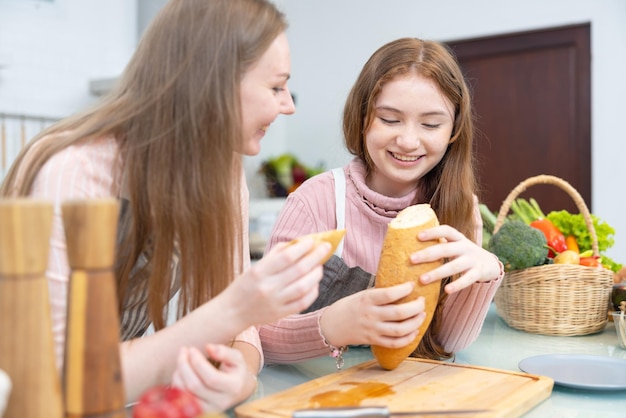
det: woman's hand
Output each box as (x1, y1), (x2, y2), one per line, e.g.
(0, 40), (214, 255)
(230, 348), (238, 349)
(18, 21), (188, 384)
(171, 343), (256, 413)
(319, 282), (426, 348)
(224, 237), (330, 328)
(409, 225), (502, 294)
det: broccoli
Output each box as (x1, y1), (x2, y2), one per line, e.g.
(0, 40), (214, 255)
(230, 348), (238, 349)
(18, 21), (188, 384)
(489, 220), (549, 272)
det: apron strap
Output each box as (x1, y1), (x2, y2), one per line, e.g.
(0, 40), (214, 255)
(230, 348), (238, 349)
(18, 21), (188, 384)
(331, 168), (346, 257)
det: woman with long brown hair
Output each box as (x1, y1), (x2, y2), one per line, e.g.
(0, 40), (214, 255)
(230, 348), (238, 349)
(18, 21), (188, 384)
(1, 0), (330, 411)
(262, 37), (503, 365)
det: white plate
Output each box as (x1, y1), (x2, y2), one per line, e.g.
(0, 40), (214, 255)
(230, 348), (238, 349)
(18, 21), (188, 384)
(519, 354), (626, 391)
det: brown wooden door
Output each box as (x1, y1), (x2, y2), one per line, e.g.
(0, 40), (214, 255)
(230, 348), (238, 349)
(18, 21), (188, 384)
(446, 24), (591, 216)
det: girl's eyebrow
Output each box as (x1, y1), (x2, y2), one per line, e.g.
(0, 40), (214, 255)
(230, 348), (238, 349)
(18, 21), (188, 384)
(419, 110), (449, 117)
(376, 105), (402, 113)
(375, 105), (448, 117)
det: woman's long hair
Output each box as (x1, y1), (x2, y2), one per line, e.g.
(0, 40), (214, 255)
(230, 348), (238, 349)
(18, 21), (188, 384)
(343, 37), (477, 360)
(1, 0), (288, 331)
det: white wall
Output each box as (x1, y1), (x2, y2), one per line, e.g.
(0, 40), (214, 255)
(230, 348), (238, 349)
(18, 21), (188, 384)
(1, 0), (624, 262)
(0, 0), (136, 118)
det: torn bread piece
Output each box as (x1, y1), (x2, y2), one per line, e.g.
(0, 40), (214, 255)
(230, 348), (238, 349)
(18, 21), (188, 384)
(288, 229), (347, 264)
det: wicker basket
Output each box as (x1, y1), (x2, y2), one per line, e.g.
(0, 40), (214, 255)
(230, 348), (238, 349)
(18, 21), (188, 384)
(492, 175), (614, 336)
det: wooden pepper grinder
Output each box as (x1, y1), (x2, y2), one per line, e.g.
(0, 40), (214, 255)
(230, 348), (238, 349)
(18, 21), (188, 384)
(0, 199), (63, 418)
(62, 199), (126, 418)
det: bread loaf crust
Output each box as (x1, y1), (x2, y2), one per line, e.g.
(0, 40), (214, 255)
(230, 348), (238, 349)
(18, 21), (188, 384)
(371, 204), (443, 370)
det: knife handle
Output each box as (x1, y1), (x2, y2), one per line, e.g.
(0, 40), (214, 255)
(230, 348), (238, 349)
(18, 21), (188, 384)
(293, 406), (389, 418)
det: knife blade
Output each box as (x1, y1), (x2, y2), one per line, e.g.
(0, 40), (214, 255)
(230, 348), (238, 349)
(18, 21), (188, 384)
(292, 406), (491, 417)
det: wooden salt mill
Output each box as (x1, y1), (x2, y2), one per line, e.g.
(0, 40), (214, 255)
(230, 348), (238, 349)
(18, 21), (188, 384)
(62, 199), (126, 418)
(0, 199), (63, 418)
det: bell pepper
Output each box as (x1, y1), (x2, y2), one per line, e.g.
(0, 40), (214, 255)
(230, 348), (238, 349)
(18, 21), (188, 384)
(565, 235), (579, 253)
(530, 218), (568, 257)
(580, 256), (601, 267)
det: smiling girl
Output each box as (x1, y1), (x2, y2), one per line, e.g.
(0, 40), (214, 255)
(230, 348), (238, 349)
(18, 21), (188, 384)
(261, 37), (503, 365)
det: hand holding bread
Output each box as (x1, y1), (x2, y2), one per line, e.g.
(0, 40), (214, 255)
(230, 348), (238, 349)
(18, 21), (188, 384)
(226, 229), (345, 328)
(315, 203), (501, 369)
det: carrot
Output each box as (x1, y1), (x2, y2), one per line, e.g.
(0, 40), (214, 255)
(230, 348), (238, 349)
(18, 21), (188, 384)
(566, 235), (579, 253)
(580, 256), (600, 267)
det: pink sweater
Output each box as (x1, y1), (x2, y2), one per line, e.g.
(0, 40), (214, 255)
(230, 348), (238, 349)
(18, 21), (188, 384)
(20, 134), (261, 370)
(260, 158), (502, 364)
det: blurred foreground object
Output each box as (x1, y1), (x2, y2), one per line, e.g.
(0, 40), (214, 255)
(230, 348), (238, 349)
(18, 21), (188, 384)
(62, 199), (126, 418)
(0, 368), (12, 417)
(132, 385), (202, 418)
(0, 199), (63, 418)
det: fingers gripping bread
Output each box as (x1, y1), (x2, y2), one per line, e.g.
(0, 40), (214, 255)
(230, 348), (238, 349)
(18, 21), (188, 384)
(371, 204), (443, 370)
(288, 229), (347, 264)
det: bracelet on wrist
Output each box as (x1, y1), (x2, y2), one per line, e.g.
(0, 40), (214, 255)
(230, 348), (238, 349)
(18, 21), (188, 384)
(324, 339), (348, 370)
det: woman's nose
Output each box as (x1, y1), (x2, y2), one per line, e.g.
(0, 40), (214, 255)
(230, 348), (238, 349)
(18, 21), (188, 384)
(281, 89), (296, 115)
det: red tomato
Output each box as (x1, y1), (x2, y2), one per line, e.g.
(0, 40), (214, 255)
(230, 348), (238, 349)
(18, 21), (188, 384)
(133, 385), (202, 418)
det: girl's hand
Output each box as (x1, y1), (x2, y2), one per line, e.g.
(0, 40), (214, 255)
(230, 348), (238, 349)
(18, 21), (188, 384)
(225, 237), (330, 327)
(319, 282), (426, 348)
(409, 225), (502, 294)
(171, 343), (256, 413)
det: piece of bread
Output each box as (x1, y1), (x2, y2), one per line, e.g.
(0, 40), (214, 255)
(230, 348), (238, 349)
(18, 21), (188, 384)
(288, 229), (347, 264)
(371, 204), (443, 370)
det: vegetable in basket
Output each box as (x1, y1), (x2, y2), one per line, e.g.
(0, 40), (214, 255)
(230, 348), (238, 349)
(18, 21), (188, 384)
(553, 250), (580, 265)
(565, 235), (580, 253)
(546, 210), (622, 272)
(508, 198), (569, 256)
(508, 197), (545, 224)
(489, 220), (549, 272)
(579, 256), (601, 267)
(479, 203), (497, 250)
(530, 218), (568, 257)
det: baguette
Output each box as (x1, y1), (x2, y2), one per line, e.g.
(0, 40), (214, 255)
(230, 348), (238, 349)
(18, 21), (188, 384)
(288, 229), (346, 264)
(371, 204), (443, 370)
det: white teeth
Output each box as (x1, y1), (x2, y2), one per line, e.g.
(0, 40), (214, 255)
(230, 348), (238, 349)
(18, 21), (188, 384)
(260, 125), (268, 133)
(392, 152), (418, 162)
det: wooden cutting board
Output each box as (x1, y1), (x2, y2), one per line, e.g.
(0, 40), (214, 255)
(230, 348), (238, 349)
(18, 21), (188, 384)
(235, 358), (553, 418)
